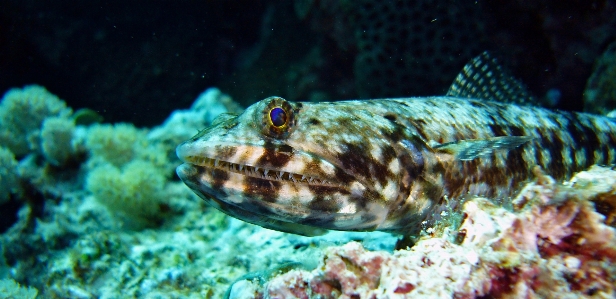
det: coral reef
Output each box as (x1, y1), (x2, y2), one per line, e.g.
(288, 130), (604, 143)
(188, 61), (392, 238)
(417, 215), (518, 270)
(148, 87), (243, 149)
(256, 167), (616, 298)
(0, 278), (38, 299)
(84, 123), (146, 168)
(85, 160), (167, 227)
(0, 85), (72, 157)
(0, 147), (18, 205)
(2, 86), (616, 298)
(40, 116), (76, 167)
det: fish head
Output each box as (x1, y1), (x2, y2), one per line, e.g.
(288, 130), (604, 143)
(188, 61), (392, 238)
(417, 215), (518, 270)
(176, 96), (427, 234)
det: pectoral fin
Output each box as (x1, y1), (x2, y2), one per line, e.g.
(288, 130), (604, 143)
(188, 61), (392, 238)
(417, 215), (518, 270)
(433, 136), (534, 161)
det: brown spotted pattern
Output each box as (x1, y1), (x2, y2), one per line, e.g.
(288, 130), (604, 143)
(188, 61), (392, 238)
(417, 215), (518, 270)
(176, 95), (616, 235)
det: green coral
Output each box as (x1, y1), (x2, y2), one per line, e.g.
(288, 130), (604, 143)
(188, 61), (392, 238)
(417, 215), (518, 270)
(86, 160), (167, 227)
(0, 278), (38, 299)
(84, 123), (145, 167)
(0, 85), (72, 156)
(41, 117), (76, 166)
(83, 123), (171, 172)
(0, 147), (19, 204)
(81, 119), (176, 227)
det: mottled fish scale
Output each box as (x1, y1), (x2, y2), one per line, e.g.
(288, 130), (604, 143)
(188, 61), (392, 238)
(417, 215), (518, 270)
(176, 93), (616, 236)
(176, 53), (616, 236)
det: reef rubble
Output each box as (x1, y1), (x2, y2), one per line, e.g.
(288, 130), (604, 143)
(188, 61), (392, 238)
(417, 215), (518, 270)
(242, 166), (616, 298)
(1, 86), (615, 298)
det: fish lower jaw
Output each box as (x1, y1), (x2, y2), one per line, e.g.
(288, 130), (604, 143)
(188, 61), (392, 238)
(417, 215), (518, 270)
(182, 155), (339, 186)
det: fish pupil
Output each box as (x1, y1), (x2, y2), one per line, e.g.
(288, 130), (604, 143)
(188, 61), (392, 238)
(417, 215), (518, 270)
(270, 107), (287, 127)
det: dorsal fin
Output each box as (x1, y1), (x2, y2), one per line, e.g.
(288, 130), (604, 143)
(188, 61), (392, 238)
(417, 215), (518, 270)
(446, 51), (536, 105)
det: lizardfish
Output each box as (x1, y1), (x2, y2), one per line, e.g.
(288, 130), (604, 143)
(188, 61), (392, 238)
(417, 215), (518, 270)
(176, 53), (616, 236)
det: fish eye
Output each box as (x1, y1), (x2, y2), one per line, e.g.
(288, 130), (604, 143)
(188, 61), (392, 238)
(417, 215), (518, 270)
(269, 107), (287, 127)
(258, 96), (295, 139)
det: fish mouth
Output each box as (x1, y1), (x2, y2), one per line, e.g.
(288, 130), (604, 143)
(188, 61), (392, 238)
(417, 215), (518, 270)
(179, 155), (340, 187)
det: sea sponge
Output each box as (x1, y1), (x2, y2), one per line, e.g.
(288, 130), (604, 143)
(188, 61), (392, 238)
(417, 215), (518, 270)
(86, 160), (166, 227)
(0, 278), (38, 299)
(40, 117), (76, 166)
(84, 123), (146, 167)
(0, 147), (18, 205)
(83, 122), (173, 176)
(0, 85), (72, 156)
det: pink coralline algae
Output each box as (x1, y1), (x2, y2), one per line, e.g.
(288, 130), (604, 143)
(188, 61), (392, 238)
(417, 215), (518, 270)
(261, 166), (616, 298)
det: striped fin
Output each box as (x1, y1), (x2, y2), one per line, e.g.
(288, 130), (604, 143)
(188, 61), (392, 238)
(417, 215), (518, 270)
(446, 51), (537, 105)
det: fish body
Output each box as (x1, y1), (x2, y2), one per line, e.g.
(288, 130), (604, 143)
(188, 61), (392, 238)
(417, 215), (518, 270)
(176, 94), (616, 235)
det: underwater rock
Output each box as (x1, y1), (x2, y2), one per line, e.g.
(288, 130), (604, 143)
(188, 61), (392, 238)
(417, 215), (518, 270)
(259, 167), (616, 298)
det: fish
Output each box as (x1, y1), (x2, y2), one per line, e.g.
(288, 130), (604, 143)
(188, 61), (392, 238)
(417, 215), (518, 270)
(176, 52), (616, 236)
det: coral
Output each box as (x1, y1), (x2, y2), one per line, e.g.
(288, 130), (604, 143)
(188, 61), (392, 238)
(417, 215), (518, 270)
(82, 122), (174, 176)
(0, 147), (18, 205)
(0, 85), (72, 156)
(259, 167), (616, 298)
(6, 85), (616, 298)
(85, 160), (167, 227)
(40, 117), (76, 166)
(585, 40), (616, 115)
(84, 123), (146, 168)
(148, 88), (242, 148)
(0, 278), (38, 299)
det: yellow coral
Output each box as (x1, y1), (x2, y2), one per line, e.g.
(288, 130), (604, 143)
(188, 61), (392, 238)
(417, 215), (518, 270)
(84, 123), (145, 167)
(84, 123), (172, 174)
(41, 117), (76, 166)
(86, 160), (166, 227)
(0, 85), (71, 156)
